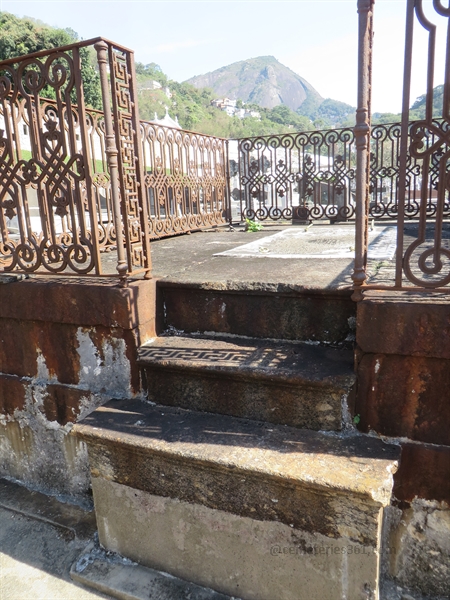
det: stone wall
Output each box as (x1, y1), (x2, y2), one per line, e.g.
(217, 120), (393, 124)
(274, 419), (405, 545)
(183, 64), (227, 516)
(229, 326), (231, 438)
(355, 290), (450, 598)
(0, 275), (156, 502)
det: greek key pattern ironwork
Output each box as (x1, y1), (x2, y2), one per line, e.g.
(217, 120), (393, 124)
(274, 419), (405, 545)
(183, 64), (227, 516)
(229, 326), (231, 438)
(139, 345), (291, 368)
(109, 45), (148, 270)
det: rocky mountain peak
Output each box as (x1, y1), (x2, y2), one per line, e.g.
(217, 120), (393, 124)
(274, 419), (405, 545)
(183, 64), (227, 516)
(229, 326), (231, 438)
(185, 56), (322, 112)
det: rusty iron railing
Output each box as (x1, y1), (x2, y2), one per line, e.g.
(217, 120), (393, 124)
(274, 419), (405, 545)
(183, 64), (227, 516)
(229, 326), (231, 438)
(369, 120), (450, 221)
(353, 0), (450, 293)
(235, 129), (356, 223)
(0, 39), (230, 282)
(235, 120), (449, 226)
(141, 122), (229, 238)
(0, 37), (151, 284)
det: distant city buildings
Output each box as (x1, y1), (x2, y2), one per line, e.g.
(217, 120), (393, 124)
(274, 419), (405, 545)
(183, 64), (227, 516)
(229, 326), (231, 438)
(210, 98), (260, 120)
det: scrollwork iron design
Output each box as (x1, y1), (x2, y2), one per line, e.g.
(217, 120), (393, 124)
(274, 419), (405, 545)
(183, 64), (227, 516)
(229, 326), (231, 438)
(0, 38), (152, 279)
(237, 128), (356, 223)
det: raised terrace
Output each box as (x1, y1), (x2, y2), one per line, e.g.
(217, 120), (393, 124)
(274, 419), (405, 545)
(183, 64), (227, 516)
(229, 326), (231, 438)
(1, 1), (450, 598)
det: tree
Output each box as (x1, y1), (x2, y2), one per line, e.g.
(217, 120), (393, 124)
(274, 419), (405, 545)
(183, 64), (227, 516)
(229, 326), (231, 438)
(0, 12), (102, 109)
(135, 62), (168, 87)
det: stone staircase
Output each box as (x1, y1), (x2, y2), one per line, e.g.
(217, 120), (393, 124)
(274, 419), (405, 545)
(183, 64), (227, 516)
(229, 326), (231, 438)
(73, 283), (400, 600)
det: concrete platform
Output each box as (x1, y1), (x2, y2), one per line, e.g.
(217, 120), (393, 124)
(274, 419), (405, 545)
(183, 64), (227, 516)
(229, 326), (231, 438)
(101, 223), (358, 289)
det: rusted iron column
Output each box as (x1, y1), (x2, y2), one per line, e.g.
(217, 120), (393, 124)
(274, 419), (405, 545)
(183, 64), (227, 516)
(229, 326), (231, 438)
(352, 0), (375, 300)
(225, 139), (232, 226)
(395, 0), (415, 288)
(95, 40), (128, 286)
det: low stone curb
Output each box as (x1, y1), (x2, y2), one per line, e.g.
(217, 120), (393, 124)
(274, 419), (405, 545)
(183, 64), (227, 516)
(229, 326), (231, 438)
(70, 539), (238, 600)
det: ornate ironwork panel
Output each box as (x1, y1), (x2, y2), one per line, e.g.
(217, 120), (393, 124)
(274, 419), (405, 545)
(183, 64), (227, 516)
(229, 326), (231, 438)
(237, 129), (356, 222)
(395, 0), (450, 289)
(141, 122), (229, 238)
(0, 47), (100, 275)
(354, 0), (450, 291)
(368, 120), (450, 222)
(0, 38), (151, 281)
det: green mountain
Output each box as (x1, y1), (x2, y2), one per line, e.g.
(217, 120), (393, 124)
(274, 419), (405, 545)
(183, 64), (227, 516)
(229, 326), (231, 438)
(186, 56), (323, 113)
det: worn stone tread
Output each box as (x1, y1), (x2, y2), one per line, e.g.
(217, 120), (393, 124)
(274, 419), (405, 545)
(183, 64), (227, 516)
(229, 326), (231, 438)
(73, 399), (399, 508)
(158, 281), (355, 343)
(73, 400), (399, 547)
(138, 334), (354, 387)
(138, 335), (355, 430)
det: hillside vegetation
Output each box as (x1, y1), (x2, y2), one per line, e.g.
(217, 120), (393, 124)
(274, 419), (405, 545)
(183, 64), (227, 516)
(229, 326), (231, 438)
(136, 61), (315, 137)
(372, 85), (445, 124)
(0, 12), (102, 109)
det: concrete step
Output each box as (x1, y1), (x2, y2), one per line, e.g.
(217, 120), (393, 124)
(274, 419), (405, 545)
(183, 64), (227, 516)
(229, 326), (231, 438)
(158, 281), (355, 344)
(138, 334), (355, 431)
(73, 399), (400, 600)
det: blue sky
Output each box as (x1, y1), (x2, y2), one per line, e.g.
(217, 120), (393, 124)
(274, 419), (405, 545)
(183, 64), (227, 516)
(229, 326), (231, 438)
(0, 0), (447, 113)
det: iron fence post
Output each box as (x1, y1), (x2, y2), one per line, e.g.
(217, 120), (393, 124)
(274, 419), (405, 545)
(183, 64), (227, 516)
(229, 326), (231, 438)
(352, 0), (375, 300)
(95, 40), (128, 286)
(225, 139), (232, 226)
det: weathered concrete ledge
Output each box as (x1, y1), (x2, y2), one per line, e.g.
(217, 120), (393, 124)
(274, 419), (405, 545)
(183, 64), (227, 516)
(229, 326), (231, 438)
(355, 288), (450, 598)
(357, 290), (450, 359)
(355, 288), (450, 457)
(356, 352), (450, 446)
(73, 399), (399, 545)
(160, 281), (355, 343)
(385, 499), (450, 599)
(91, 481), (382, 600)
(356, 289), (450, 448)
(139, 335), (355, 430)
(0, 276), (157, 332)
(0, 477), (96, 537)
(393, 442), (450, 504)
